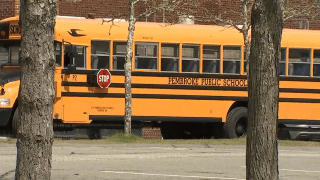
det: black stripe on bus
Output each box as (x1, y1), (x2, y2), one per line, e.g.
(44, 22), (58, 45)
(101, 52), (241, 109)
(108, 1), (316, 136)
(62, 69), (320, 82)
(62, 81), (320, 94)
(61, 92), (320, 103)
(280, 76), (320, 82)
(279, 88), (320, 94)
(278, 119), (320, 125)
(279, 98), (320, 103)
(61, 92), (248, 101)
(62, 70), (247, 79)
(89, 115), (222, 123)
(61, 82), (247, 91)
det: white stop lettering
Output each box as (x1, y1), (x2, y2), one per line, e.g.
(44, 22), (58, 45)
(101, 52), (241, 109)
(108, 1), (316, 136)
(99, 75), (109, 82)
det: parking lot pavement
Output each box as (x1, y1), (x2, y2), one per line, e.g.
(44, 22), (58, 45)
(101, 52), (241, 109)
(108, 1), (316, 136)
(1, 143), (320, 180)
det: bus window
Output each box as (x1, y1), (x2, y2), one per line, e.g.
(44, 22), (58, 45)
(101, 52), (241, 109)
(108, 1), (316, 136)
(91, 41), (110, 70)
(279, 48), (286, 75)
(182, 44), (199, 72)
(313, 50), (320, 76)
(0, 47), (8, 65)
(64, 45), (86, 69)
(288, 48), (310, 76)
(223, 46), (241, 74)
(0, 40), (20, 65)
(203, 45), (220, 73)
(54, 42), (61, 66)
(10, 46), (19, 63)
(161, 43), (179, 72)
(135, 43), (158, 70)
(113, 41), (126, 70)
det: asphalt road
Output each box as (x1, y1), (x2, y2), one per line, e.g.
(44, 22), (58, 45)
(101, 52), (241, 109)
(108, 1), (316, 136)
(1, 142), (320, 180)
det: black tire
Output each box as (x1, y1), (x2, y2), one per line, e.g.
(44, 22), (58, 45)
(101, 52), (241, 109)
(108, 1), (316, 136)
(278, 124), (291, 140)
(223, 107), (248, 138)
(87, 128), (102, 140)
(12, 107), (20, 138)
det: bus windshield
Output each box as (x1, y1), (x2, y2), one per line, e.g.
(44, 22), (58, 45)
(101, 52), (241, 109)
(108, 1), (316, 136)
(0, 40), (20, 66)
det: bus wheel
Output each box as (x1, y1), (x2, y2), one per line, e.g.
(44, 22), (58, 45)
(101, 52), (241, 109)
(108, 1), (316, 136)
(278, 124), (290, 140)
(161, 123), (183, 139)
(223, 107), (247, 138)
(12, 107), (20, 138)
(87, 129), (102, 140)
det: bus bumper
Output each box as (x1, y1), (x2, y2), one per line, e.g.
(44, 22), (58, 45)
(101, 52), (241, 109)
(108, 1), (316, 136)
(0, 108), (13, 127)
(286, 124), (320, 141)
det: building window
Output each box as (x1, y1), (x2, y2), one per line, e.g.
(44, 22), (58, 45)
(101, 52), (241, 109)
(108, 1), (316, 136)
(161, 43), (179, 72)
(203, 45), (220, 73)
(288, 48), (310, 76)
(223, 46), (241, 74)
(135, 43), (158, 70)
(182, 44), (199, 72)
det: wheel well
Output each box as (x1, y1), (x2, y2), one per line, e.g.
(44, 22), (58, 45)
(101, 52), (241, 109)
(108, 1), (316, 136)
(227, 101), (248, 116)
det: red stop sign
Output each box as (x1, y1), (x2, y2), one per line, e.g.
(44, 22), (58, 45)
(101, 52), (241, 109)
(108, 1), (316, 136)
(96, 69), (111, 88)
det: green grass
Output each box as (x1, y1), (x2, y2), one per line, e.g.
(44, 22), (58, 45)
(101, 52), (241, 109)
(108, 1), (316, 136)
(0, 138), (16, 144)
(2, 134), (320, 147)
(52, 134), (320, 147)
(106, 133), (145, 143)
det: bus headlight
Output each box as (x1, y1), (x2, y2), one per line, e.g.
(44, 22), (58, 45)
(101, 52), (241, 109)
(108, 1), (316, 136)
(0, 98), (10, 106)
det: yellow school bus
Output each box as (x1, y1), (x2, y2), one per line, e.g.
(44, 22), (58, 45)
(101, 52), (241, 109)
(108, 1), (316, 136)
(1, 16), (320, 139)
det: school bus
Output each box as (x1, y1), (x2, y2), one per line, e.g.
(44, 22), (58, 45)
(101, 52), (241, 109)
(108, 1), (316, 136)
(1, 16), (320, 140)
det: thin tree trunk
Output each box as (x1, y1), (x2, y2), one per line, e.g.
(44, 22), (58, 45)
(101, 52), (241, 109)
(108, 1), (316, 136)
(246, 0), (283, 179)
(243, 29), (250, 72)
(241, 0), (250, 72)
(16, 0), (56, 179)
(124, 0), (136, 135)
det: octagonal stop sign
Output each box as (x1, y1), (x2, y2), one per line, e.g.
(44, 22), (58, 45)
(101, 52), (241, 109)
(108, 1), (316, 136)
(96, 69), (111, 88)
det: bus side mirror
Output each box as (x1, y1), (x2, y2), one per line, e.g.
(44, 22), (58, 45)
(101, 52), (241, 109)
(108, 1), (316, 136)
(67, 45), (77, 72)
(70, 46), (77, 57)
(67, 64), (76, 72)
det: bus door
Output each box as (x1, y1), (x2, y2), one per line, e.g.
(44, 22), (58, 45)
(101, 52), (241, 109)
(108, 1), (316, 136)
(55, 43), (90, 124)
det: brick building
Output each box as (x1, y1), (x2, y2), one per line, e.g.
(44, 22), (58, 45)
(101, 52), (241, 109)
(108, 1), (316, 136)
(1, 0), (320, 29)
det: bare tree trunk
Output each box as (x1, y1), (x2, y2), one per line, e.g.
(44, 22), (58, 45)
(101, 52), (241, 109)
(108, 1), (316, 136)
(246, 0), (283, 179)
(124, 0), (136, 135)
(243, 28), (250, 72)
(16, 0), (56, 179)
(241, 0), (251, 72)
